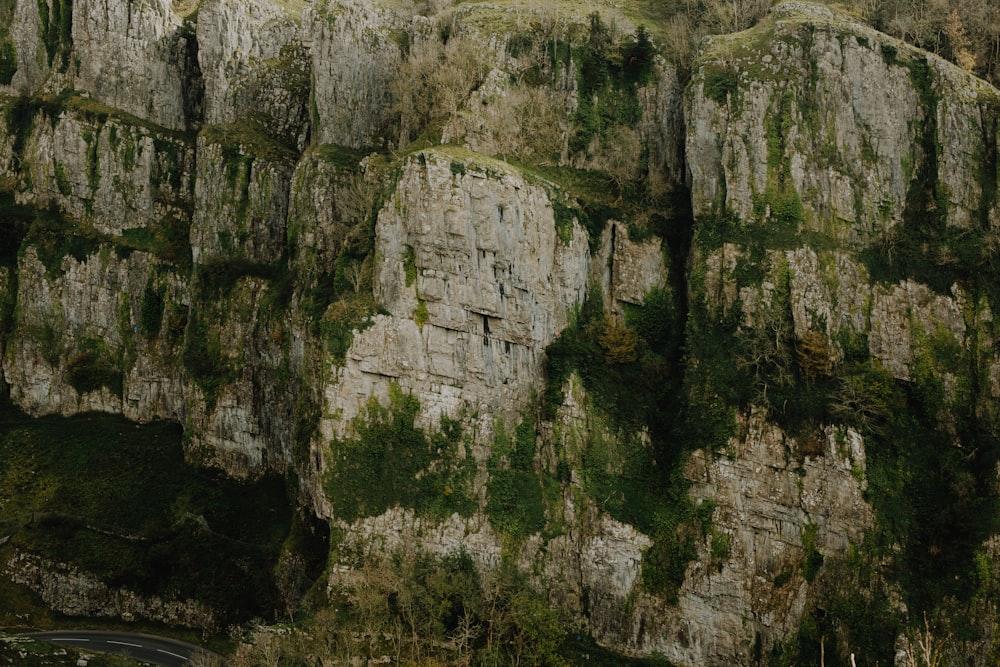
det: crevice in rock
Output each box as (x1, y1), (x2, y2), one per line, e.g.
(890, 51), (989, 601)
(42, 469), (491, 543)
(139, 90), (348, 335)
(178, 20), (204, 133)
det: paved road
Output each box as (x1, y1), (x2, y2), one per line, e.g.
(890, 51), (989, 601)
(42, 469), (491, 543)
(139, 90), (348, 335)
(29, 630), (225, 666)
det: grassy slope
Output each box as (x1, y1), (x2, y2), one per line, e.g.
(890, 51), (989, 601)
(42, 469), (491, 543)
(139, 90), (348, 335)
(0, 399), (292, 627)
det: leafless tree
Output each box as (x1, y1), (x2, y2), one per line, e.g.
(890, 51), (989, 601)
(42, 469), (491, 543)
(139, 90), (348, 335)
(901, 612), (949, 667)
(390, 34), (489, 148)
(336, 171), (378, 228)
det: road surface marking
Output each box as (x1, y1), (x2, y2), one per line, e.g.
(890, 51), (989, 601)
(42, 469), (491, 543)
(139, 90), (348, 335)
(52, 638), (89, 642)
(157, 649), (189, 659)
(108, 641), (143, 648)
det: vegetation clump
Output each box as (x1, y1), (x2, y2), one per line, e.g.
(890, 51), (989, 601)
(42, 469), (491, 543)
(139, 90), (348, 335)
(324, 384), (476, 524)
(569, 16), (655, 159)
(543, 286), (715, 601)
(181, 308), (236, 410)
(139, 279), (165, 340)
(36, 0), (73, 71)
(485, 415), (548, 540)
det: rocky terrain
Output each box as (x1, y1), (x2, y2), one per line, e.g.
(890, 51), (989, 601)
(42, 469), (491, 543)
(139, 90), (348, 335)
(1, 0), (999, 665)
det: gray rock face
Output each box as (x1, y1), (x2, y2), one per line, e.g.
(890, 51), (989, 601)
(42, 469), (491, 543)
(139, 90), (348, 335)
(190, 137), (295, 264)
(13, 106), (194, 236)
(307, 0), (404, 148)
(197, 0), (309, 144)
(656, 413), (871, 665)
(2, 0), (200, 130)
(318, 150), (591, 454)
(71, 0), (195, 131)
(4, 248), (154, 416)
(680, 4), (1000, 665)
(641, 61), (687, 189)
(687, 3), (999, 248)
(8, 0), (47, 94)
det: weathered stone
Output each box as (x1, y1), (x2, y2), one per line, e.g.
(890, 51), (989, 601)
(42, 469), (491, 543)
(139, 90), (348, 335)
(307, 0), (405, 148)
(6, 550), (215, 628)
(16, 108), (194, 235)
(72, 0), (194, 131)
(318, 150), (591, 458)
(190, 137), (294, 264)
(197, 0), (309, 143)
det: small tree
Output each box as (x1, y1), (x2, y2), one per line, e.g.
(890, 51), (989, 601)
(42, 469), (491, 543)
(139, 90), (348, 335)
(345, 257), (368, 294)
(187, 649), (223, 667)
(335, 171), (378, 228)
(944, 8), (977, 71)
(796, 328), (833, 383)
(596, 125), (643, 201)
(389, 34), (488, 147)
(901, 612), (948, 667)
(598, 317), (639, 364)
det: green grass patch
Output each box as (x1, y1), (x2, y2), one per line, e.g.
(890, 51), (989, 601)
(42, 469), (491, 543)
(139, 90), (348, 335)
(760, 91), (804, 233)
(118, 212), (192, 268)
(3, 90), (195, 143)
(21, 206), (105, 278)
(181, 309), (236, 410)
(703, 68), (739, 105)
(313, 143), (367, 171)
(201, 122), (298, 165)
(195, 257), (285, 298)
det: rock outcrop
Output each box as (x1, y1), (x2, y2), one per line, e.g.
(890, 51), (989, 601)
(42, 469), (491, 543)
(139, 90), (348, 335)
(5, 550), (215, 629)
(6, 0), (196, 131)
(319, 150), (590, 446)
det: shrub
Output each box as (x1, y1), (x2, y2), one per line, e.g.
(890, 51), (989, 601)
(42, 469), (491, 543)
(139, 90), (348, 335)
(182, 311), (235, 409)
(485, 415), (548, 540)
(319, 293), (376, 364)
(703, 69), (739, 105)
(388, 34), (488, 147)
(598, 317), (639, 364)
(801, 523), (824, 582)
(477, 84), (567, 164)
(24, 207), (105, 278)
(485, 468), (546, 539)
(140, 281), (165, 340)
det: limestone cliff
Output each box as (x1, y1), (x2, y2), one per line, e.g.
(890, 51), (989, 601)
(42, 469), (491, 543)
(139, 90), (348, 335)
(680, 3), (1000, 664)
(0, 0), (999, 665)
